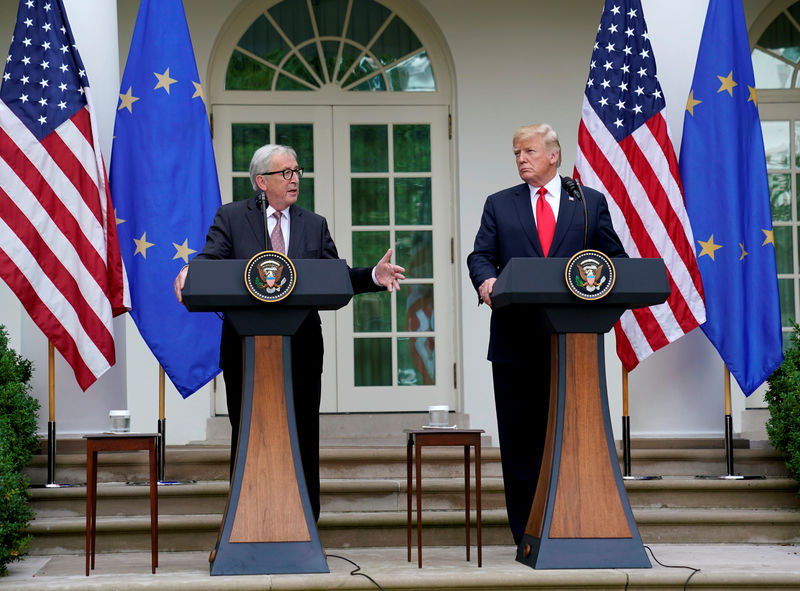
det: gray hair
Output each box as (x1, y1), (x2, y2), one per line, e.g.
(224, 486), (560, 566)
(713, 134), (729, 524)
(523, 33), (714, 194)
(249, 144), (298, 190)
(513, 124), (562, 168)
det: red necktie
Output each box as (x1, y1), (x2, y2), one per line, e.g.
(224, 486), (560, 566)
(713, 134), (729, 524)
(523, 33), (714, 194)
(271, 211), (285, 254)
(536, 186), (555, 257)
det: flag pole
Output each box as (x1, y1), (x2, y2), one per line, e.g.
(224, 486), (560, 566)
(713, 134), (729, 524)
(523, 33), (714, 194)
(723, 365), (735, 476)
(697, 363), (763, 481)
(621, 368), (631, 477)
(621, 368), (661, 481)
(158, 365), (166, 482)
(44, 341), (71, 488)
(46, 341), (56, 485)
(154, 365), (191, 486)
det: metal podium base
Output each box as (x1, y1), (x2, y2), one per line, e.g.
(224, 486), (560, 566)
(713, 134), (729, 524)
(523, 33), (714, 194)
(517, 532), (650, 569)
(696, 474), (766, 480)
(516, 334), (650, 570)
(210, 335), (328, 576)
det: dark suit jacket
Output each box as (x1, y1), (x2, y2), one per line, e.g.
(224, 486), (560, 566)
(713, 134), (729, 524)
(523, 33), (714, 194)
(195, 197), (381, 368)
(467, 178), (628, 363)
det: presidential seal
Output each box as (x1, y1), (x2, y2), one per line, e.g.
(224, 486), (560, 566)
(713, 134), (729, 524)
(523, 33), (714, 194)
(565, 249), (616, 301)
(244, 251), (297, 302)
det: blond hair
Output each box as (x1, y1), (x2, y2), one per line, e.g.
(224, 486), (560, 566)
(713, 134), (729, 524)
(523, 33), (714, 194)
(513, 124), (562, 167)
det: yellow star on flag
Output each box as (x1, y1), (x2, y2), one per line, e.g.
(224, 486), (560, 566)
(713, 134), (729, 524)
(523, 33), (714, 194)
(172, 239), (196, 264)
(191, 81), (204, 101)
(686, 89), (702, 116)
(134, 232), (155, 258)
(762, 228), (775, 246)
(717, 71), (738, 96)
(154, 67), (178, 94)
(118, 86), (139, 112)
(739, 242), (748, 261)
(747, 85), (758, 106)
(115, 209), (125, 226)
(698, 234), (723, 260)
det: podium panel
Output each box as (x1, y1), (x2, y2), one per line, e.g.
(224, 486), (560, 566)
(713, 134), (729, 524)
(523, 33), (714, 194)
(183, 259), (353, 575)
(493, 257), (667, 570)
(210, 335), (326, 575)
(230, 336), (308, 543)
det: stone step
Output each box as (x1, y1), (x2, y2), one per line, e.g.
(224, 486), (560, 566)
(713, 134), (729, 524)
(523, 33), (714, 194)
(28, 478), (509, 518)
(28, 476), (800, 520)
(625, 447), (791, 478)
(625, 476), (800, 509)
(25, 505), (800, 556)
(24, 444), (791, 485)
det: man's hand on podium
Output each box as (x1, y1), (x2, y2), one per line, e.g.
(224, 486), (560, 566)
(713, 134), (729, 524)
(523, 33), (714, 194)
(479, 277), (496, 307)
(174, 265), (189, 304)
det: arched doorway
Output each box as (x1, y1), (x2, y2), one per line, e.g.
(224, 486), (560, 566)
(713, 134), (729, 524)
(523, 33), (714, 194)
(206, 0), (457, 414)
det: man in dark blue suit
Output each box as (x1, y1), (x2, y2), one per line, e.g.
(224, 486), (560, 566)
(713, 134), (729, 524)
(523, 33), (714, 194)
(175, 144), (404, 521)
(467, 124), (627, 544)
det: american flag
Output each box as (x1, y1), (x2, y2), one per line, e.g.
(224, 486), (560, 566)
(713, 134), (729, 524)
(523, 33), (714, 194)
(0, 0), (128, 390)
(574, 0), (706, 371)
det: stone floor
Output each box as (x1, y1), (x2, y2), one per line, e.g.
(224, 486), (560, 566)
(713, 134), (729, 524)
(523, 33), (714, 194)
(4, 544), (800, 590)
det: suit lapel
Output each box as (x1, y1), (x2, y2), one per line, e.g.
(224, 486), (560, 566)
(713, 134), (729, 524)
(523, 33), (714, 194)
(287, 205), (304, 258)
(549, 182), (580, 256)
(511, 183), (542, 255)
(245, 198), (269, 252)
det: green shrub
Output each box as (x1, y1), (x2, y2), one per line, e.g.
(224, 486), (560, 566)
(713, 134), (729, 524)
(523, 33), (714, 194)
(766, 321), (800, 486)
(0, 325), (39, 576)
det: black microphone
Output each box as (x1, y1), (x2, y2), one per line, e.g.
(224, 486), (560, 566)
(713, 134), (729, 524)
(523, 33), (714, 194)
(256, 190), (270, 252)
(562, 176), (588, 250)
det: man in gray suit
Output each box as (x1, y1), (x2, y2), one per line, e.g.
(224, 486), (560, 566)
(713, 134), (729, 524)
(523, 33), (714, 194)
(175, 144), (404, 520)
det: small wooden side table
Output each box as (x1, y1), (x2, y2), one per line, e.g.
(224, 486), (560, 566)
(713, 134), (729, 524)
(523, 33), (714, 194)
(83, 433), (159, 576)
(406, 428), (484, 568)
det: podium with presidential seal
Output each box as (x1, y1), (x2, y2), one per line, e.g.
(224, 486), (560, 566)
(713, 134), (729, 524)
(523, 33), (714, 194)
(182, 253), (352, 575)
(491, 252), (669, 570)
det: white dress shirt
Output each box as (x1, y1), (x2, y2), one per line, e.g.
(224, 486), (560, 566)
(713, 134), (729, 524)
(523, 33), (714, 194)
(528, 173), (562, 225)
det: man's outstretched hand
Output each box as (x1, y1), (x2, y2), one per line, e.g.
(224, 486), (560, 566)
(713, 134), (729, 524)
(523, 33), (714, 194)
(374, 249), (405, 292)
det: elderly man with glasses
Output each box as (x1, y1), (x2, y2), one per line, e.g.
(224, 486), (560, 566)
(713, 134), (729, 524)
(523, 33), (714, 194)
(174, 144), (405, 521)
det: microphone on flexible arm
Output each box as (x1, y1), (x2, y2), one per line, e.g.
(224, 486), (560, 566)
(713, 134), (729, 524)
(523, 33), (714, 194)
(256, 190), (270, 252)
(562, 176), (588, 250)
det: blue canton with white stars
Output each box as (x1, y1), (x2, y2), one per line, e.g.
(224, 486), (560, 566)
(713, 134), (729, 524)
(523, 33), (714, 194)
(585, 1), (665, 142)
(1, 0), (89, 141)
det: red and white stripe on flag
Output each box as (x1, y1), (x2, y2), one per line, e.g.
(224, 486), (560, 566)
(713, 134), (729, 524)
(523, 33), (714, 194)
(575, 99), (706, 371)
(0, 95), (129, 390)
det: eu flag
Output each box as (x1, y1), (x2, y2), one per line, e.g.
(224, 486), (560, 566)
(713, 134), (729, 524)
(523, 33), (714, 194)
(109, 0), (222, 397)
(679, 0), (783, 395)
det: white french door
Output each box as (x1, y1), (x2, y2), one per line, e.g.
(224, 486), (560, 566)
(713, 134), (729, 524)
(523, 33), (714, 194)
(211, 104), (454, 413)
(332, 106), (454, 411)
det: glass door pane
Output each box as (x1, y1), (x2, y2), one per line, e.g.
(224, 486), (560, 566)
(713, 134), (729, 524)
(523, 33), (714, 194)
(333, 105), (453, 412)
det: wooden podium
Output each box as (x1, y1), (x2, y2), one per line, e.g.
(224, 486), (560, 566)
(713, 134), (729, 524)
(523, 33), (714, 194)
(492, 257), (669, 569)
(182, 258), (353, 575)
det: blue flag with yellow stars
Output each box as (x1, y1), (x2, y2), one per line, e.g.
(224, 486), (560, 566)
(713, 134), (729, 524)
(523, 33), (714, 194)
(110, 0), (221, 398)
(679, 0), (782, 396)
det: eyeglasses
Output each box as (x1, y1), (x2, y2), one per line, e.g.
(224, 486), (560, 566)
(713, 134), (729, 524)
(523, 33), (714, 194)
(260, 167), (304, 180)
